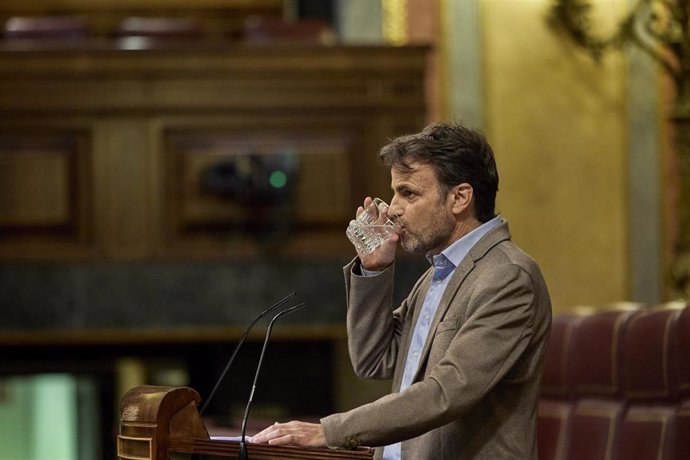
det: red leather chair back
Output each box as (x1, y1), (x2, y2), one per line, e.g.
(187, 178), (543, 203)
(617, 307), (681, 460)
(674, 303), (690, 460)
(538, 314), (584, 460)
(677, 303), (690, 397)
(565, 308), (639, 460)
(569, 308), (638, 397)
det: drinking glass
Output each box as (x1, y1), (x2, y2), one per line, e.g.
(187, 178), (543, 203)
(346, 198), (398, 255)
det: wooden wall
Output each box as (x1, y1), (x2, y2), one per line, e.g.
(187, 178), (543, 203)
(0, 0), (283, 38)
(0, 43), (428, 262)
(0, 39), (428, 457)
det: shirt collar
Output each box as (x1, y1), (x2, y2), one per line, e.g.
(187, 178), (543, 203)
(427, 215), (504, 269)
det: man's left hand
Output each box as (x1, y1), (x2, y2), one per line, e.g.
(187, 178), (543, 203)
(250, 421), (326, 447)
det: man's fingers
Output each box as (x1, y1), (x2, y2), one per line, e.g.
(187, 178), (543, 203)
(268, 434), (295, 446)
(260, 426), (301, 446)
(250, 421), (326, 448)
(251, 423), (293, 444)
(250, 425), (280, 444)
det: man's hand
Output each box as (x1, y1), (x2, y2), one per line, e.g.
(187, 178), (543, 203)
(353, 197), (399, 272)
(250, 421), (327, 447)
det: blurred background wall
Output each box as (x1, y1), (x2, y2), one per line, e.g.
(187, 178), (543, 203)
(440, 0), (666, 310)
(0, 0), (679, 458)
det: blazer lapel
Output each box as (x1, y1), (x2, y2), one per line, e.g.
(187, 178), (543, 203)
(410, 222), (513, 383)
(392, 267), (433, 391)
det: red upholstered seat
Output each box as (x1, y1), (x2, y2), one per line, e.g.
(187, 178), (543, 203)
(675, 303), (690, 460)
(565, 308), (639, 460)
(676, 400), (690, 460)
(618, 406), (677, 459)
(568, 399), (625, 460)
(623, 305), (681, 401)
(538, 400), (572, 460)
(677, 302), (690, 398)
(569, 308), (638, 397)
(617, 306), (682, 460)
(541, 314), (584, 398)
(538, 314), (584, 460)
(536, 303), (690, 460)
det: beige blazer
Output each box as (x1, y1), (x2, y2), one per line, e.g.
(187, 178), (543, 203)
(321, 222), (552, 459)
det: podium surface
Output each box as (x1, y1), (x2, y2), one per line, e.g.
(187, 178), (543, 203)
(118, 385), (374, 460)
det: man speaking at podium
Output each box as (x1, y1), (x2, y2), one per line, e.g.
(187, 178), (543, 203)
(252, 122), (552, 459)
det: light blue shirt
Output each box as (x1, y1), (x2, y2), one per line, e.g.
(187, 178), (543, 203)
(382, 216), (503, 460)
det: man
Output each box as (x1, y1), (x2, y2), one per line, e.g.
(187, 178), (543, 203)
(251, 122), (552, 459)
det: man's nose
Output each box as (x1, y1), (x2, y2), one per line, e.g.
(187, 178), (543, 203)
(388, 196), (403, 221)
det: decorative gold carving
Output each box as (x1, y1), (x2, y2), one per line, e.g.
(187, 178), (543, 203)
(549, 0), (690, 298)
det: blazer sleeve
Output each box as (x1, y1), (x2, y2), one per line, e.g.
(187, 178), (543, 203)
(342, 257), (407, 379)
(323, 262), (537, 448)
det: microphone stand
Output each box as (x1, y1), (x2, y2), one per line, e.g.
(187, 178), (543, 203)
(238, 302), (307, 460)
(199, 292), (297, 415)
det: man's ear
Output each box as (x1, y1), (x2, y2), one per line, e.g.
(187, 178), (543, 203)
(450, 183), (473, 215)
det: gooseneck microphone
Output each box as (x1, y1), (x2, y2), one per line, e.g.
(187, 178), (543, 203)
(238, 302), (307, 460)
(199, 292), (297, 415)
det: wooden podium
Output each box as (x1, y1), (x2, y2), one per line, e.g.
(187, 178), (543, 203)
(117, 386), (374, 460)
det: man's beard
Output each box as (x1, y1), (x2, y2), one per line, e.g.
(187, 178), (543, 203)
(398, 212), (455, 255)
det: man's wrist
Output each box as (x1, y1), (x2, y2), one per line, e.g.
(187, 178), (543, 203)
(360, 266), (382, 277)
(357, 259), (392, 275)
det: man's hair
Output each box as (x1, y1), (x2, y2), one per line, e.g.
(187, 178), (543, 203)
(378, 122), (499, 222)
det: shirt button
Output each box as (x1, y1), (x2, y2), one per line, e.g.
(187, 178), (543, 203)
(413, 351), (420, 358)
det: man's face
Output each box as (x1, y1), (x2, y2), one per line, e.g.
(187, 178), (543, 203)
(388, 161), (457, 255)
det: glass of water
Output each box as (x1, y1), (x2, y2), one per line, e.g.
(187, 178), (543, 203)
(346, 198), (398, 255)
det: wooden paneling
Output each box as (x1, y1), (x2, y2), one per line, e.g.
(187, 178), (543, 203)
(0, 129), (94, 259)
(168, 130), (353, 227)
(0, 43), (427, 261)
(92, 119), (154, 260)
(0, 0), (283, 38)
(0, 147), (70, 227)
(0, 0), (281, 9)
(156, 120), (370, 258)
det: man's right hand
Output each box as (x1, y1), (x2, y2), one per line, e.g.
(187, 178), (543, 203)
(354, 197), (399, 272)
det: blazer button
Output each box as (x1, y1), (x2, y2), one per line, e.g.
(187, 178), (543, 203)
(343, 437), (359, 449)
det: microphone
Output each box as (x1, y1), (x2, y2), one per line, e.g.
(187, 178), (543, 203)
(239, 302), (307, 460)
(199, 292), (297, 415)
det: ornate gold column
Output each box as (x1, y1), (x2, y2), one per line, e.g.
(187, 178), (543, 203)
(382, 0), (408, 45)
(670, 83), (690, 298)
(550, 0), (690, 299)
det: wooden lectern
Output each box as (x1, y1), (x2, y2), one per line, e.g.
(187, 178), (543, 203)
(117, 386), (374, 460)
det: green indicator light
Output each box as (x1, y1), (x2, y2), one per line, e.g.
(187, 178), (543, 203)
(269, 170), (288, 189)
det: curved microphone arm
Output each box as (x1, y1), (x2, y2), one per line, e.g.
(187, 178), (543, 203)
(239, 302), (307, 460)
(199, 292), (297, 415)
